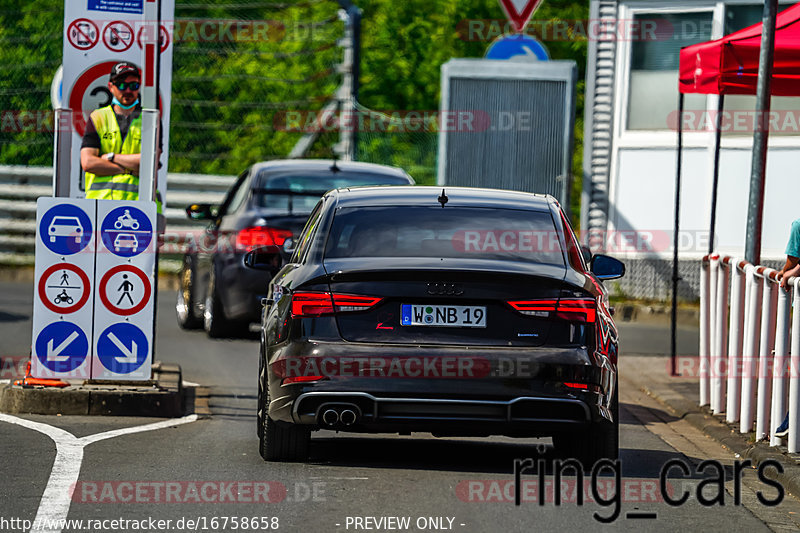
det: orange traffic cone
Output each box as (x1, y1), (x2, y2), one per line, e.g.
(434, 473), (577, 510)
(13, 361), (69, 388)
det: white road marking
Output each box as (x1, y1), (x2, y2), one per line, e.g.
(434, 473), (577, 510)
(0, 413), (198, 533)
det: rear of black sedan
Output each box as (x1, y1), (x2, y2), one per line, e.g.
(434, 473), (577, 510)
(249, 186), (624, 465)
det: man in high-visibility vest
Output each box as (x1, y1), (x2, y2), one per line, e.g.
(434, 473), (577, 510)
(80, 61), (151, 202)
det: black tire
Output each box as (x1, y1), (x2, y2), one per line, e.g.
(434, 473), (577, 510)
(257, 352), (265, 439)
(203, 269), (238, 338)
(554, 386), (619, 470)
(176, 256), (203, 330)
(258, 387), (310, 462)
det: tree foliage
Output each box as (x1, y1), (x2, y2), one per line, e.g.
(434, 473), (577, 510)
(0, 0), (589, 217)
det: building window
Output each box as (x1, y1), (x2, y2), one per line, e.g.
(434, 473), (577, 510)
(627, 12), (714, 130)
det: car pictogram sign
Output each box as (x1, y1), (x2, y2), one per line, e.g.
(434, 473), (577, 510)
(98, 264), (151, 316)
(103, 20), (134, 52)
(67, 18), (100, 50)
(38, 203), (94, 255)
(96, 323), (149, 374)
(99, 205), (153, 258)
(35, 322), (89, 373)
(38, 263), (91, 314)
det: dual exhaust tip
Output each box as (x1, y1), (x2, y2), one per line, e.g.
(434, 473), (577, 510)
(320, 405), (359, 427)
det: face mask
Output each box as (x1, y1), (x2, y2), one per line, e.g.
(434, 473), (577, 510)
(112, 97), (139, 110)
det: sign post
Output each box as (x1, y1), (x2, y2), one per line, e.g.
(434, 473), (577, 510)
(60, 0), (174, 204)
(31, 198), (97, 380)
(92, 202), (156, 380)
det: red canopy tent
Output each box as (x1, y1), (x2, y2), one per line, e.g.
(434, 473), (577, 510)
(669, 4), (800, 375)
(679, 3), (800, 96)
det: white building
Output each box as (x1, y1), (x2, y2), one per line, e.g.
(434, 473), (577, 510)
(582, 0), (800, 299)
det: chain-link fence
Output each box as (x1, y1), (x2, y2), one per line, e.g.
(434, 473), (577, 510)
(0, 0), (344, 174)
(353, 99), (438, 185)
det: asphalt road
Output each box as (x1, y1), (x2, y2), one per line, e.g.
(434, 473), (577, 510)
(0, 280), (795, 533)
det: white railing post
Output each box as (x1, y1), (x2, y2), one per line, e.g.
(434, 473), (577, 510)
(727, 260), (746, 422)
(771, 281), (791, 446)
(756, 269), (777, 440)
(741, 264), (762, 433)
(789, 279), (800, 453)
(700, 258), (711, 406)
(712, 258), (729, 413)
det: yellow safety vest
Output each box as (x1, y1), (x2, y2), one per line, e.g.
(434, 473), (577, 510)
(85, 106), (142, 202)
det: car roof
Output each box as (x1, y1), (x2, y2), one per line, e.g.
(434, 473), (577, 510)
(251, 159), (412, 180)
(328, 186), (557, 211)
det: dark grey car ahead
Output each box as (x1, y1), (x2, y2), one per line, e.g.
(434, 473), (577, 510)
(175, 159), (414, 337)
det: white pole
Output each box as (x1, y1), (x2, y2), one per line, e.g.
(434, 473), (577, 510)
(712, 258), (729, 413)
(771, 281), (791, 446)
(709, 257), (719, 410)
(741, 264), (762, 433)
(727, 260), (746, 422)
(756, 270), (777, 439)
(699, 258), (711, 406)
(789, 279), (800, 453)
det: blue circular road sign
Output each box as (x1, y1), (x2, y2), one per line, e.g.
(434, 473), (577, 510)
(100, 205), (153, 258)
(35, 321), (89, 373)
(39, 204), (93, 255)
(97, 323), (149, 374)
(486, 34), (550, 61)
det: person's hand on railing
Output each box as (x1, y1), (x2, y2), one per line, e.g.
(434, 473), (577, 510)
(779, 264), (800, 290)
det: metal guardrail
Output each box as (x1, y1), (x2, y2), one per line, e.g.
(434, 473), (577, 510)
(701, 254), (800, 452)
(0, 165), (235, 267)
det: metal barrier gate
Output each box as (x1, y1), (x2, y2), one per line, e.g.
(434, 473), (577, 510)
(700, 255), (800, 452)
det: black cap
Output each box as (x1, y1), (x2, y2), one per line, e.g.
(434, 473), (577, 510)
(109, 61), (140, 82)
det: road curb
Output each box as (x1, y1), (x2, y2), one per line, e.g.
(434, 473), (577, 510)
(629, 377), (800, 499)
(0, 361), (186, 417)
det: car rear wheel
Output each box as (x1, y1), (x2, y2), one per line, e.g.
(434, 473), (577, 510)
(553, 387), (619, 469)
(259, 387), (310, 462)
(176, 256), (202, 330)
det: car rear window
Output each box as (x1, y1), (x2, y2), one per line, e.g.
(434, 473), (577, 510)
(254, 172), (410, 213)
(325, 206), (565, 266)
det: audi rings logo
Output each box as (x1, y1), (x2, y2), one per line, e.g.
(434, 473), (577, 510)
(426, 283), (464, 296)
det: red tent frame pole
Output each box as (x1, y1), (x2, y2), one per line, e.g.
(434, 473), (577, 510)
(709, 95), (725, 255)
(671, 92), (685, 377)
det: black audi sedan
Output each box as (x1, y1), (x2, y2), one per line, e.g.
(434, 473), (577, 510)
(246, 186), (624, 464)
(175, 159), (414, 337)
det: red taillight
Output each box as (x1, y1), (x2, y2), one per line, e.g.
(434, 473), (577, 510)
(507, 299), (558, 317)
(564, 382), (589, 390)
(557, 298), (596, 323)
(291, 292), (383, 318)
(508, 297), (596, 323)
(236, 226), (292, 250)
(282, 375), (325, 385)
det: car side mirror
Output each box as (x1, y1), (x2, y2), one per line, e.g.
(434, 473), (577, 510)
(186, 203), (217, 221)
(244, 245), (282, 272)
(282, 238), (296, 255)
(591, 254), (625, 280)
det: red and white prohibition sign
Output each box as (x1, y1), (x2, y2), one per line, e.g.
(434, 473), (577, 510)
(98, 264), (152, 316)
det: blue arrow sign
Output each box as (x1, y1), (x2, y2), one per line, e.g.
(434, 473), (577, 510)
(96, 323), (148, 374)
(35, 322), (89, 372)
(38, 204), (93, 255)
(100, 205), (153, 258)
(486, 34), (549, 61)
